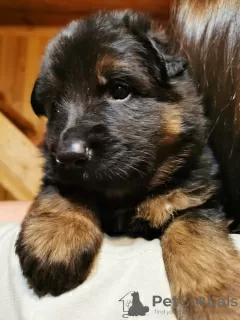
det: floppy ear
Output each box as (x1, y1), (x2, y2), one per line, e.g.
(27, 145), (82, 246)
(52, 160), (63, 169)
(149, 36), (188, 79)
(31, 78), (46, 116)
(122, 12), (188, 79)
(165, 56), (188, 78)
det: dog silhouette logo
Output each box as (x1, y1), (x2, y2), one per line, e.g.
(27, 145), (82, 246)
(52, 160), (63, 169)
(119, 291), (149, 318)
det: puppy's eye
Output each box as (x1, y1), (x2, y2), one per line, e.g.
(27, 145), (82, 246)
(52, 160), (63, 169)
(110, 84), (130, 100)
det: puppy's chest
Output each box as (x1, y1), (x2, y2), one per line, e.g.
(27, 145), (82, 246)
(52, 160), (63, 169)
(97, 194), (163, 240)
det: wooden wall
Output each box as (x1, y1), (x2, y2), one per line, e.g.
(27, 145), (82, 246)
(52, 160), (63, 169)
(0, 0), (170, 25)
(0, 27), (57, 200)
(0, 27), (58, 143)
(0, 0), (170, 200)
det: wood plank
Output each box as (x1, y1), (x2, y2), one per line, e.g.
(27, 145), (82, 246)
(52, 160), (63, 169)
(0, 92), (37, 137)
(0, 0), (170, 14)
(0, 30), (49, 144)
(0, 112), (42, 200)
(0, 185), (15, 200)
(0, 185), (6, 200)
(0, 12), (169, 27)
(0, 34), (27, 109)
(0, 9), (83, 26)
(0, 0), (170, 26)
(0, 26), (59, 37)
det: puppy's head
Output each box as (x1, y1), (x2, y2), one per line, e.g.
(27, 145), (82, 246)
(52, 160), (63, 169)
(32, 11), (206, 189)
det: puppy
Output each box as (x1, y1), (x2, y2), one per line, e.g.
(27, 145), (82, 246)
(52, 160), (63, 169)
(16, 11), (240, 319)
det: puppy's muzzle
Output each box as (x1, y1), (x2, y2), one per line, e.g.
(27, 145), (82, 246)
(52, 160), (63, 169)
(56, 140), (93, 167)
(55, 123), (107, 167)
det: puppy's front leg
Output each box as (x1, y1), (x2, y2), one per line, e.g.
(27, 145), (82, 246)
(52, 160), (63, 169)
(16, 188), (103, 296)
(161, 212), (240, 320)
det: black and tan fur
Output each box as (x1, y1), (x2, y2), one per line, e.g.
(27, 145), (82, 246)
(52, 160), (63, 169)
(15, 10), (240, 319)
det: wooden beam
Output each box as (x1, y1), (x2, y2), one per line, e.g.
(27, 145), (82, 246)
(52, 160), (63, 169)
(0, 0), (170, 14)
(0, 112), (42, 200)
(0, 0), (170, 26)
(0, 185), (15, 200)
(0, 30), (48, 144)
(0, 93), (36, 137)
(0, 11), (169, 27)
(0, 26), (59, 37)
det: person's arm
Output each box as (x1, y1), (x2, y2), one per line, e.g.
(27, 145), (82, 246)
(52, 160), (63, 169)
(0, 201), (31, 222)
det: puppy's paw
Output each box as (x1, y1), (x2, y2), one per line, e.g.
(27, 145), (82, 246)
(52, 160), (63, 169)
(162, 214), (240, 320)
(16, 211), (103, 296)
(171, 254), (240, 320)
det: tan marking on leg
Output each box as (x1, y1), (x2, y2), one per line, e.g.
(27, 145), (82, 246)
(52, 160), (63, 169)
(22, 193), (102, 264)
(136, 186), (216, 228)
(161, 215), (240, 319)
(16, 192), (103, 296)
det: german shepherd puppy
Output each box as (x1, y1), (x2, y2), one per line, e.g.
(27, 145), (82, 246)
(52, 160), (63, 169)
(16, 11), (240, 319)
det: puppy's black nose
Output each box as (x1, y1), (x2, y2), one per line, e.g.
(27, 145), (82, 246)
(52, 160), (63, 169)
(56, 140), (91, 166)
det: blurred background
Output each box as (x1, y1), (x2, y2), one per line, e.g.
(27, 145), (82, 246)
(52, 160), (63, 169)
(0, 0), (170, 201)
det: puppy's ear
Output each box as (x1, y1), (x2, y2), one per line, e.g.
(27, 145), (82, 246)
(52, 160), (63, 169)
(31, 78), (46, 116)
(122, 10), (151, 34)
(149, 37), (188, 79)
(123, 12), (188, 79)
(165, 56), (188, 78)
